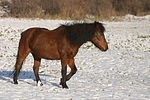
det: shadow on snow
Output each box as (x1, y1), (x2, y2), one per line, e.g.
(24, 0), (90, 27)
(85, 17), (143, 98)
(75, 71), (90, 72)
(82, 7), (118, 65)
(0, 70), (61, 88)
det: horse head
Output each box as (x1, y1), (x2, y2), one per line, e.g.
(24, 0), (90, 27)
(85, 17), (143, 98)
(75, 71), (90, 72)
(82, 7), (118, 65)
(91, 21), (108, 51)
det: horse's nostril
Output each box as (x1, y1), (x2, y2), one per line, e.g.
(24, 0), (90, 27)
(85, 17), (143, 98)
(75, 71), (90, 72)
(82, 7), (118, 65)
(105, 46), (108, 50)
(102, 46), (108, 51)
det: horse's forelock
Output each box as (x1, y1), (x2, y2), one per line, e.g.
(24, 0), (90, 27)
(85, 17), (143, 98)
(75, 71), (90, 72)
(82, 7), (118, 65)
(95, 22), (105, 33)
(100, 23), (106, 33)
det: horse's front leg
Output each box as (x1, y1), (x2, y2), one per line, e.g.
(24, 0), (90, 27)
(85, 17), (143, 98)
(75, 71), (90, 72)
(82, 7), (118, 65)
(66, 58), (77, 81)
(60, 58), (68, 88)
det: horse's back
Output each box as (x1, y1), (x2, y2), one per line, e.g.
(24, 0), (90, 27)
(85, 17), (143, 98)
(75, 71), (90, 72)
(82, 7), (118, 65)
(20, 27), (63, 60)
(20, 28), (50, 44)
(21, 28), (49, 37)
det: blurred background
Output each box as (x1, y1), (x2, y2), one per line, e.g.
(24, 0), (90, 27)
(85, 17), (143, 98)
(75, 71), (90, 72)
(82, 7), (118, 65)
(0, 0), (150, 20)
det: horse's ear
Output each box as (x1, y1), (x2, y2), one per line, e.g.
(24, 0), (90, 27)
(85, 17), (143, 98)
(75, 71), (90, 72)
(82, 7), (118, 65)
(94, 21), (99, 28)
(94, 21), (105, 32)
(94, 21), (98, 24)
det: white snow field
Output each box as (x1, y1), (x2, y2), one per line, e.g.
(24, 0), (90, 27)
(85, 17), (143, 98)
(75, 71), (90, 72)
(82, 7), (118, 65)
(0, 17), (150, 100)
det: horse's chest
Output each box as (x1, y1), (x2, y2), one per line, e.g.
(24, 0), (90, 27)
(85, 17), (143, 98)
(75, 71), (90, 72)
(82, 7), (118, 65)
(59, 45), (78, 59)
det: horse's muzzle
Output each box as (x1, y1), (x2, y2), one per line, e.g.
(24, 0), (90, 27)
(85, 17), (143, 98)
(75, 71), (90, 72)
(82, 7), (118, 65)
(101, 45), (108, 51)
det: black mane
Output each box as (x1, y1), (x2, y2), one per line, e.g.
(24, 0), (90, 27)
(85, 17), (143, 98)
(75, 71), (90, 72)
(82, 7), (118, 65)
(61, 22), (105, 46)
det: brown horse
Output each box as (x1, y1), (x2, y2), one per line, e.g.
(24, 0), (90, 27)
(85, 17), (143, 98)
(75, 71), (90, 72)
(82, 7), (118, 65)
(13, 21), (108, 88)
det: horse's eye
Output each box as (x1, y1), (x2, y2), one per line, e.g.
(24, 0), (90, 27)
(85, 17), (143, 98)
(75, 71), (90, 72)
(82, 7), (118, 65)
(97, 30), (103, 36)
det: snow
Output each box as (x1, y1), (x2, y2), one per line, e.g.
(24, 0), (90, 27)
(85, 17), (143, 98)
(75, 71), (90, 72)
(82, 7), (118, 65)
(124, 14), (150, 21)
(0, 17), (150, 100)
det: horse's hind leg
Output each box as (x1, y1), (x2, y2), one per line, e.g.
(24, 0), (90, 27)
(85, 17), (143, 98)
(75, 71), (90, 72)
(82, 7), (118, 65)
(32, 54), (42, 86)
(13, 57), (23, 84)
(13, 48), (30, 84)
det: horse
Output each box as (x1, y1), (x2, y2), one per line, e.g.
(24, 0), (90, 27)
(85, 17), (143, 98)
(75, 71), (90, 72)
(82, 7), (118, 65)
(13, 21), (108, 88)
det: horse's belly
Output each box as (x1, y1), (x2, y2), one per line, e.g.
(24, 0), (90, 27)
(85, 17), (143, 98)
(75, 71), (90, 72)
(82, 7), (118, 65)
(32, 48), (60, 60)
(42, 51), (60, 60)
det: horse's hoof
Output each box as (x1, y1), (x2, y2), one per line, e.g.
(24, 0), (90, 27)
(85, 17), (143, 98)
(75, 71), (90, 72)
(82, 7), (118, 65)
(14, 81), (18, 84)
(62, 85), (69, 89)
(59, 78), (62, 85)
(60, 78), (68, 88)
(37, 81), (43, 87)
(59, 81), (62, 85)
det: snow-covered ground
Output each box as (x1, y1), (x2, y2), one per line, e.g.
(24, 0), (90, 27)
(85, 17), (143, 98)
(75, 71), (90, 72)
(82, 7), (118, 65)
(0, 18), (150, 100)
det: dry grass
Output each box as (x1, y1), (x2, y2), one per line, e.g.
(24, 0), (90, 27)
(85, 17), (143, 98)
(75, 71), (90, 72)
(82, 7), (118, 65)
(2, 0), (150, 20)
